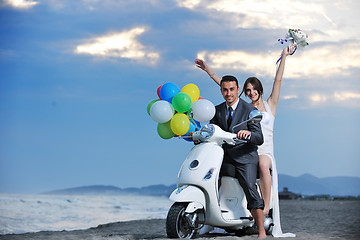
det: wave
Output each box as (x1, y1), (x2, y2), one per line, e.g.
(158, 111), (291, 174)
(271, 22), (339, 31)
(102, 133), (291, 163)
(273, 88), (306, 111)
(0, 193), (172, 235)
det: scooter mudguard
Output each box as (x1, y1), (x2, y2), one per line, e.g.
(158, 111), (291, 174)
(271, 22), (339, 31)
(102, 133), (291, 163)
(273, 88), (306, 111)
(169, 185), (205, 213)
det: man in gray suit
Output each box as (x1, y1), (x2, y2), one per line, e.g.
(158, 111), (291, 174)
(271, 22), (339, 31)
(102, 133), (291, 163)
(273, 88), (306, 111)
(210, 75), (266, 238)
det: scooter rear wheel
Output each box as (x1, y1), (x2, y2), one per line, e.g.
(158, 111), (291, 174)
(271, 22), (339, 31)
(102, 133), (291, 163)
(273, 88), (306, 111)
(166, 202), (198, 239)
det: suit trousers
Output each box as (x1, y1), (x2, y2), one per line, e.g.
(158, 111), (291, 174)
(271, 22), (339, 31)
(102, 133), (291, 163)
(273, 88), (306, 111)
(220, 155), (264, 211)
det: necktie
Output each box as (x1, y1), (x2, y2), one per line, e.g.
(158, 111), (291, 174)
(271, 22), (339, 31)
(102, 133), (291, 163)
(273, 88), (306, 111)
(227, 107), (233, 130)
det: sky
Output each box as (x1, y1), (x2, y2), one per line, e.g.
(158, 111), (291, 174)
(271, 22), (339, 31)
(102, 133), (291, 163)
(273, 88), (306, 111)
(0, 0), (359, 194)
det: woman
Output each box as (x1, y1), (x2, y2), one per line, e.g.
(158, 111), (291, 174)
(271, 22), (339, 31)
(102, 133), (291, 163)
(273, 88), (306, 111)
(195, 46), (295, 237)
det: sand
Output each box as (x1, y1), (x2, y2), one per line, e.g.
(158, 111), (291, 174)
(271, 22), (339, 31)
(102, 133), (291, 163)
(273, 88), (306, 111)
(1, 200), (359, 240)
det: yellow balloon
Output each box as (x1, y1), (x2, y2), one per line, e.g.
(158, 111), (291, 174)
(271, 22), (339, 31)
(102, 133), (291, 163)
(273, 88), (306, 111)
(181, 83), (200, 102)
(170, 113), (190, 136)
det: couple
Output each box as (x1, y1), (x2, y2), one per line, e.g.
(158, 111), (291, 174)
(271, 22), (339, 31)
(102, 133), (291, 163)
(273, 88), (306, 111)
(195, 46), (295, 238)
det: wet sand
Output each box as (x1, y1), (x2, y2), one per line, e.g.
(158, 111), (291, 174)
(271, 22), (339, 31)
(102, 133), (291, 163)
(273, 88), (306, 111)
(1, 200), (359, 240)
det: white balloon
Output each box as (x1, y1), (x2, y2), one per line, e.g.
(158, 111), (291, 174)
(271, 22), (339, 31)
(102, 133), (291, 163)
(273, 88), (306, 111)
(191, 99), (215, 122)
(150, 100), (174, 123)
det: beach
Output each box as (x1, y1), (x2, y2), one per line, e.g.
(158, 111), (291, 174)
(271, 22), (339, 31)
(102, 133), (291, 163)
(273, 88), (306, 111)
(1, 200), (359, 240)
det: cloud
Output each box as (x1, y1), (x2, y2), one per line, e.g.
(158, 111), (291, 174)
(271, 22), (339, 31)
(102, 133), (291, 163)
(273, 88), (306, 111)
(178, 0), (360, 43)
(179, 0), (327, 29)
(1, 0), (38, 9)
(197, 41), (360, 79)
(334, 91), (360, 101)
(197, 41), (360, 109)
(282, 95), (298, 100)
(176, 0), (201, 9)
(310, 94), (327, 103)
(44, 0), (173, 12)
(304, 91), (360, 109)
(74, 27), (160, 65)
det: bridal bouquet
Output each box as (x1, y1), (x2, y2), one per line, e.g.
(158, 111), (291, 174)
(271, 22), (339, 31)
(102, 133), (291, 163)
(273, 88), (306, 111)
(285, 28), (309, 47)
(276, 28), (309, 63)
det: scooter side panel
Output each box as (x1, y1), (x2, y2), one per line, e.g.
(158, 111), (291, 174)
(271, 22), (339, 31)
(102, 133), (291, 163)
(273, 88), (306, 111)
(177, 142), (223, 190)
(176, 143), (234, 226)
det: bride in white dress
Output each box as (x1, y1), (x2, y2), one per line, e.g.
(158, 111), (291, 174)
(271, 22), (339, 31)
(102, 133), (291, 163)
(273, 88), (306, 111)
(195, 45), (295, 237)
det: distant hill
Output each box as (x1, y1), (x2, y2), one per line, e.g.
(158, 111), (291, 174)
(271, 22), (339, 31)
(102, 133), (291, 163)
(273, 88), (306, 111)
(278, 174), (360, 196)
(44, 174), (360, 197)
(44, 184), (177, 196)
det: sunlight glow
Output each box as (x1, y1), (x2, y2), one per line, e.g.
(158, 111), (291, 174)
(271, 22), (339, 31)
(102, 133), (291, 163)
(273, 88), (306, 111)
(3, 0), (38, 9)
(74, 27), (159, 64)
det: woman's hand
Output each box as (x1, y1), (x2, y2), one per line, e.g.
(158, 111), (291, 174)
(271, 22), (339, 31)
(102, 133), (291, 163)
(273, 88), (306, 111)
(283, 44), (296, 57)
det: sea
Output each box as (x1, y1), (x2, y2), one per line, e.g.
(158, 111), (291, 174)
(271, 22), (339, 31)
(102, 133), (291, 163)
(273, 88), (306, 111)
(1, 194), (360, 239)
(0, 193), (172, 235)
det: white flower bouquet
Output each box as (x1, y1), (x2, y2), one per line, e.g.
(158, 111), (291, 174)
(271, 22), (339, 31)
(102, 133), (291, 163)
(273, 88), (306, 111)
(276, 28), (309, 63)
(286, 28), (309, 47)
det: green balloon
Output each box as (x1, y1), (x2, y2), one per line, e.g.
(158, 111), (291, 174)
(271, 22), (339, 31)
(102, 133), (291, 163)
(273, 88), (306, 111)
(147, 99), (160, 115)
(172, 92), (192, 113)
(157, 121), (175, 139)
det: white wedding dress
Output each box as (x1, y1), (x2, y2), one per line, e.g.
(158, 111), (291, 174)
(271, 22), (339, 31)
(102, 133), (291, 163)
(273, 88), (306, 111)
(257, 101), (295, 238)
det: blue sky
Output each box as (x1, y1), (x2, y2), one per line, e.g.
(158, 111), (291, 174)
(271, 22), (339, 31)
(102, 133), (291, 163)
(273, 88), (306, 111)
(0, 0), (359, 194)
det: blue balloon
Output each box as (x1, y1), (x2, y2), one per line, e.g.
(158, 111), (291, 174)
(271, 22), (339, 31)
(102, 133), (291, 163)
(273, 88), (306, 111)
(182, 121), (196, 142)
(160, 82), (180, 103)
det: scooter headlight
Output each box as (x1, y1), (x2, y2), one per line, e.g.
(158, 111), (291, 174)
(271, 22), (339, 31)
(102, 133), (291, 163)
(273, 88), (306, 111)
(199, 124), (215, 140)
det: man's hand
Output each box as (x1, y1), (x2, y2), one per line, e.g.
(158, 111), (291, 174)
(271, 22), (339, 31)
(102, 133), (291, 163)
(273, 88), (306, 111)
(237, 130), (251, 140)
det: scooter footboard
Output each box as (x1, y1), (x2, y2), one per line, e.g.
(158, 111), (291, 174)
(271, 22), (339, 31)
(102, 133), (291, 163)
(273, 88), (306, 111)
(219, 176), (251, 220)
(169, 185), (205, 213)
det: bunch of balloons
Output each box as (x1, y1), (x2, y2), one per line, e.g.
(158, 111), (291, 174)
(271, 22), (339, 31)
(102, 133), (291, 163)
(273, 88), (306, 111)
(147, 82), (216, 140)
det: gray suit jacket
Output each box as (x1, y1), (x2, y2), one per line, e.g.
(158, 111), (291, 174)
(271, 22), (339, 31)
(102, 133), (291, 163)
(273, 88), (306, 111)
(210, 99), (264, 164)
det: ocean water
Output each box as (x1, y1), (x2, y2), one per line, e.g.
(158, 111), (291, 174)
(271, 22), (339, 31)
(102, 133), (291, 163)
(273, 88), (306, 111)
(0, 193), (172, 235)
(2, 194), (360, 239)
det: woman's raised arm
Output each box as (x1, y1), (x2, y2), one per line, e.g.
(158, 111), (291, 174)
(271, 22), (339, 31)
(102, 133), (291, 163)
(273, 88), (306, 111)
(267, 45), (292, 116)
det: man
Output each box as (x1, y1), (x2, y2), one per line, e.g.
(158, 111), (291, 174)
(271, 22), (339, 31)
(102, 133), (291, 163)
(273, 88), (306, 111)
(210, 75), (266, 239)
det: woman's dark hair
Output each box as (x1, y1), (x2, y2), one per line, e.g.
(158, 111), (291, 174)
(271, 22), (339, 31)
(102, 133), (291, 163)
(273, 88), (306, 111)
(240, 77), (263, 97)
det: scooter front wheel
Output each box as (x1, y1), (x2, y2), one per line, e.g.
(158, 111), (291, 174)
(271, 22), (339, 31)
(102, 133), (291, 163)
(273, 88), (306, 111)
(166, 202), (199, 239)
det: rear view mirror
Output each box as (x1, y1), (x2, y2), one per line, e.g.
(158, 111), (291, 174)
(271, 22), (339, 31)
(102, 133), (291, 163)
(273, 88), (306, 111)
(231, 109), (263, 132)
(249, 109), (262, 123)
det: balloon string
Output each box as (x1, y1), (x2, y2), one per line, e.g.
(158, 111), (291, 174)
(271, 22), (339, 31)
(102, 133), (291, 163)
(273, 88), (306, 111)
(187, 112), (198, 131)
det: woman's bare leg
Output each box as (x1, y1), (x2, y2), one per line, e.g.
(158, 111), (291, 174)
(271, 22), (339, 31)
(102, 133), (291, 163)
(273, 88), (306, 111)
(259, 155), (272, 216)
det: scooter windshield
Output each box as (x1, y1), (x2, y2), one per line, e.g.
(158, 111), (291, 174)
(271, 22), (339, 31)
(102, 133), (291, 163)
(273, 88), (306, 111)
(199, 124), (215, 140)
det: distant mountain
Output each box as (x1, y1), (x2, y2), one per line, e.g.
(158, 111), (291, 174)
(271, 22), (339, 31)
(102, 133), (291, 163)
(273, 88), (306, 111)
(44, 184), (177, 196)
(44, 174), (360, 197)
(278, 174), (360, 196)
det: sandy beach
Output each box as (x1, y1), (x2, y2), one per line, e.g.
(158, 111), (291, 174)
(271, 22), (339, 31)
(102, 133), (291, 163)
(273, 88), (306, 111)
(1, 200), (359, 240)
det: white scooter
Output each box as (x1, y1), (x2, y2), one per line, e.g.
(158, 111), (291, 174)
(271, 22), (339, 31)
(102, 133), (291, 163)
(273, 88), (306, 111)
(166, 110), (273, 238)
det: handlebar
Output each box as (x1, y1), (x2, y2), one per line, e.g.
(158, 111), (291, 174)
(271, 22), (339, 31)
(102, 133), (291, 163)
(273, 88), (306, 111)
(233, 138), (247, 144)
